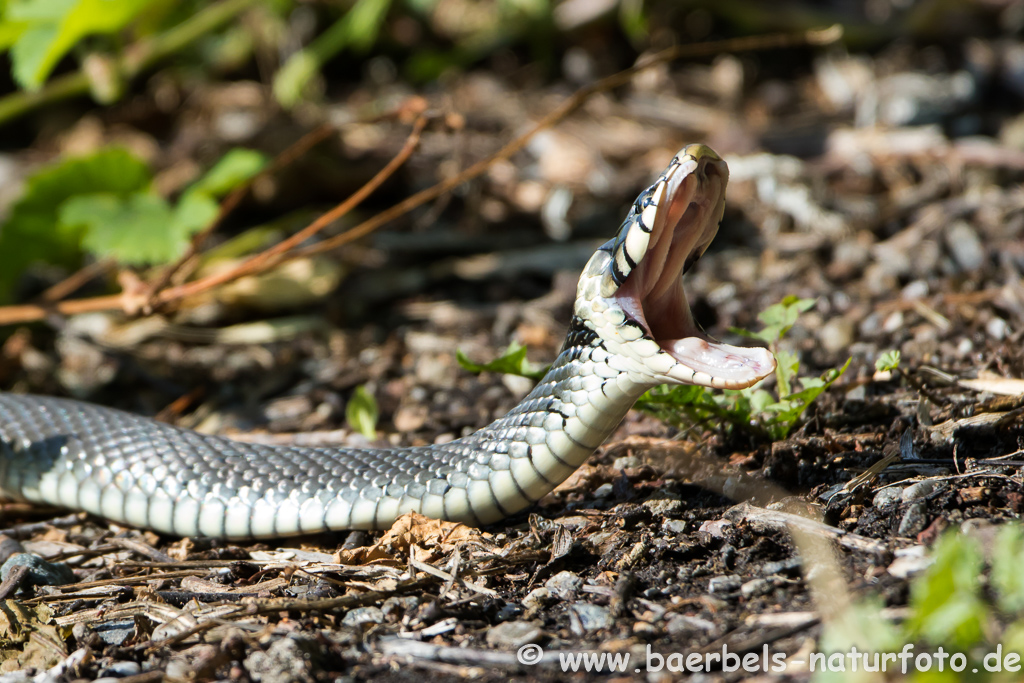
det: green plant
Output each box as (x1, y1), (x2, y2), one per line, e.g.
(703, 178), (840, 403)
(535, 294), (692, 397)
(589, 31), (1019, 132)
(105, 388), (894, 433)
(817, 525), (1024, 681)
(0, 0), (154, 91)
(273, 0), (393, 107)
(346, 384), (379, 439)
(0, 146), (266, 301)
(905, 532), (988, 650)
(456, 340), (549, 381)
(876, 349), (901, 373)
(638, 296), (850, 440)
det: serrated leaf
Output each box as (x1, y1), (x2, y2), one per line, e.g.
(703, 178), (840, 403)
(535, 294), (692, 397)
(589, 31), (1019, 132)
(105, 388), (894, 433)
(876, 349), (901, 373)
(346, 385), (378, 440)
(756, 296), (816, 345)
(456, 341), (548, 380)
(7, 0), (151, 90)
(0, 147), (150, 301)
(189, 148), (268, 198)
(62, 190), (215, 265)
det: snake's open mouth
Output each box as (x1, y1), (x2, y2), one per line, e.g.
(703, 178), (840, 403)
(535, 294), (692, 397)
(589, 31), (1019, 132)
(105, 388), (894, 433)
(615, 149), (776, 389)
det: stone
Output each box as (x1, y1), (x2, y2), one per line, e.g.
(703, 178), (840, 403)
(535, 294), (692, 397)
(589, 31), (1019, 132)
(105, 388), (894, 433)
(901, 481), (935, 502)
(898, 501), (928, 537)
(340, 606), (384, 628)
(245, 635), (321, 683)
(545, 571), (582, 600)
(569, 603), (613, 634)
(707, 575), (741, 593)
(872, 487), (904, 507)
(741, 578), (773, 598)
(0, 553), (75, 587)
(486, 621), (542, 649)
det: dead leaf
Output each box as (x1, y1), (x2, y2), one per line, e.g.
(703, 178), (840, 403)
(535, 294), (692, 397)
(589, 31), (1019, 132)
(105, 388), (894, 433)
(333, 512), (488, 565)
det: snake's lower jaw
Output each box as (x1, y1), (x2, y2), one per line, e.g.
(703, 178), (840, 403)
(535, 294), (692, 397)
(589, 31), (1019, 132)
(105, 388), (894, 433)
(662, 337), (776, 389)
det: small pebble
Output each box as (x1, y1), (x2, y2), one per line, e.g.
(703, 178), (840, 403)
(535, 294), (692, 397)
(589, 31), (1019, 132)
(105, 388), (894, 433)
(872, 487), (904, 507)
(760, 558), (802, 577)
(819, 317), (854, 353)
(643, 497), (682, 516)
(845, 384), (867, 402)
(523, 587), (552, 610)
(887, 545), (932, 579)
(545, 571), (582, 600)
(486, 620), (542, 649)
(986, 317), (1008, 340)
(662, 519), (687, 534)
(0, 553), (75, 586)
(613, 455), (641, 470)
(495, 603), (523, 622)
(898, 501), (928, 537)
(381, 596), (419, 620)
(882, 311), (905, 334)
(741, 578), (773, 598)
(570, 603), (613, 633)
(593, 483), (614, 498)
(946, 221), (986, 271)
(698, 519), (733, 538)
(341, 606), (383, 627)
(707, 575), (742, 593)
(901, 481), (935, 503)
(632, 621), (660, 638)
(901, 279), (929, 299)
(99, 662), (142, 677)
(666, 613), (718, 636)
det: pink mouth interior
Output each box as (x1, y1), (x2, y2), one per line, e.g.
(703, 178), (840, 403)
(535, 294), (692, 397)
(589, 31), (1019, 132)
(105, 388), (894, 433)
(615, 159), (775, 388)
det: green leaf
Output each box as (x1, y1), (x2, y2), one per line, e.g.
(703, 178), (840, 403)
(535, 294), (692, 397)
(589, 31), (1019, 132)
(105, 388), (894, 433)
(0, 147), (151, 301)
(61, 191), (211, 265)
(761, 358), (850, 439)
(618, 0), (647, 45)
(342, 0), (392, 52)
(272, 50), (318, 108)
(189, 148), (267, 198)
(992, 524), (1024, 613)
(755, 295), (816, 345)
(456, 341), (549, 381)
(773, 348), (799, 398)
(8, 0), (152, 90)
(272, 0), (393, 107)
(876, 349), (901, 373)
(346, 385), (379, 440)
(906, 532), (987, 649)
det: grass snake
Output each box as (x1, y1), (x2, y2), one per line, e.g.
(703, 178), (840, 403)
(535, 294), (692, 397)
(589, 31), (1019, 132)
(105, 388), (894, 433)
(0, 145), (776, 539)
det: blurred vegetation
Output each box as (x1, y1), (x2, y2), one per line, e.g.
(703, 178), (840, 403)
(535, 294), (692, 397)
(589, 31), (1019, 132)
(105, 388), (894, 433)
(820, 526), (1024, 682)
(0, 0), (653, 303)
(0, 0), (1010, 303)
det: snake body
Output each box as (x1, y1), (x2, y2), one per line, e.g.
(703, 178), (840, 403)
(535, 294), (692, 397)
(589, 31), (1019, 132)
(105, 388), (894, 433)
(0, 145), (775, 539)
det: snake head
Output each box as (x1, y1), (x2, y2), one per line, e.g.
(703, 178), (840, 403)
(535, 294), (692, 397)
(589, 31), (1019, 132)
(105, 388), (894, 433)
(577, 144), (776, 390)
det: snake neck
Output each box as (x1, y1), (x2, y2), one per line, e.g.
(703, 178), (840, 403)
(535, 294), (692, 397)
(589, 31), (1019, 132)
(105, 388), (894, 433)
(446, 315), (655, 523)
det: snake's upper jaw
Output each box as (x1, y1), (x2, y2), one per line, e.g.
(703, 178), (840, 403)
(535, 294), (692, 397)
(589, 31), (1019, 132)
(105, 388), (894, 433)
(594, 144), (776, 390)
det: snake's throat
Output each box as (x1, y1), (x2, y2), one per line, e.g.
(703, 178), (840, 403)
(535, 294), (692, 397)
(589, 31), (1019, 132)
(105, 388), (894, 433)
(615, 155), (775, 388)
